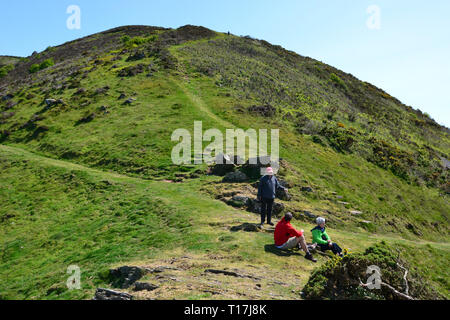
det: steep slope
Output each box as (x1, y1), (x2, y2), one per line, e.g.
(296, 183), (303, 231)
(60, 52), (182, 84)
(0, 25), (448, 299)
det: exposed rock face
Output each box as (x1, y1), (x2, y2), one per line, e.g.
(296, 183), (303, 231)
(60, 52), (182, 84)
(226, 195), (250, 208)
(241, 156), (279, 178)
(276, 187), (291, 201)
(223, 171), (248, 183)
(118, 63), (146, 77)
(210, 153), (242, 176)
(93, 288), (133, 300)
(109, 266), (147, 289)
(126, 51), (146, 62)
(302, 211), (317, 219)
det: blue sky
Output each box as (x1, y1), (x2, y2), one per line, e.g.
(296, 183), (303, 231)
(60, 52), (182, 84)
(1, 0), (449, 127)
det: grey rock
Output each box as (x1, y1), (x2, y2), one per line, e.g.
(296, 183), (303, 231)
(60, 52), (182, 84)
(210, 153), (241, 176)
(123, 98), (136, 105)
(133, 282), (159, 292)
(44, 98), (57, 106)
(301, 186), (313, 192)
(109, 266), (146, 289)
(223, 171), (247, 183)
(276, 188), (291, 201)
(241, 156), (279, 179)
(303, 211), (317, 219)
(93, 288), (133, 300)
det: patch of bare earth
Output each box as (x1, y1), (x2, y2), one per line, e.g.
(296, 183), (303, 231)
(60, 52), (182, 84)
(129, 253), (303, 300)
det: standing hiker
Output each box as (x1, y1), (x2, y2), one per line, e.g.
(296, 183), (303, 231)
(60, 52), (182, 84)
(257, 166), (287, 227)
(311, 217), (344, 257)
(274, 212), (317, 262)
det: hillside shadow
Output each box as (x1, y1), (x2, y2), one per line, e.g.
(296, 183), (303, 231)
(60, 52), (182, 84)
(264, 244), (302, 257)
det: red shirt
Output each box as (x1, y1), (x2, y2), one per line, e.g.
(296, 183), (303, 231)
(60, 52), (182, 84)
(274, 217), (303, 246)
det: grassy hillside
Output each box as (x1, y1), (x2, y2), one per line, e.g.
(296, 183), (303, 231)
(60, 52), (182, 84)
(0, 25), (448, 299)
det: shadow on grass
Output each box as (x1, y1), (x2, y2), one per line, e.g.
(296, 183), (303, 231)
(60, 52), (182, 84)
(264, 244), (302, 257)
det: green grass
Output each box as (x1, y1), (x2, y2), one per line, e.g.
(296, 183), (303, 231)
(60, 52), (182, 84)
(0, 26), (448, 300)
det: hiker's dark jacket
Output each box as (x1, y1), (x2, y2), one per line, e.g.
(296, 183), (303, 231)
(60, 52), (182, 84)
(257, 175), (285, 200)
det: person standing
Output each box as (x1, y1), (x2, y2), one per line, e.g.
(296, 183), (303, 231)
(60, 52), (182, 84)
(257, 167), (287, 227)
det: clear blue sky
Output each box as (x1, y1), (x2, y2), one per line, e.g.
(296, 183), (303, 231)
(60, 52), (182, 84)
(1, 0), (449, 127)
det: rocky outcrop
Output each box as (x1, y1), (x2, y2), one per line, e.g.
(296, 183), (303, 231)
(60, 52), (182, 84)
(93, 288), (133, 300)
(109, 266), (147, 289)
(226, 195), (250, 208)
(210, 153), (242, 176)
(241, 156), (279, 178)
(223, 171), (247, 183)
(276, 187), (291, 201)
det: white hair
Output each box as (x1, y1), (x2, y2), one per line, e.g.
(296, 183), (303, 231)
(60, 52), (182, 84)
(316, 217), (326, 225)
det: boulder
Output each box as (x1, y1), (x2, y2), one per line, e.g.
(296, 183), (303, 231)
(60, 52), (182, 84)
(118, 63), (146, 77)
(127, 51), (146, 61)
(276, 188), (291, 201)
(44, 98), (57, 106)
(123, 98), (136, 105)
(303, 211), (317, 219)
(241, 156), (280, 178)
(222, 171), (247, 183)
(109, 266), (147, 289)
(350, 210), (363, 216)
(210, 153), (239, 176)
(227, 195), (250, 207)
(278, 179), (292, 188)
(301, 186), (313, 193)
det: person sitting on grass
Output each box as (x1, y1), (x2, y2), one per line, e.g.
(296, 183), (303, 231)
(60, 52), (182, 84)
(311, 217), (344, 257)
(274, 212), (317, 262)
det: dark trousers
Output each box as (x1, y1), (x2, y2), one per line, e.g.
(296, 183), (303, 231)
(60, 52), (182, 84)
(319, 243), (342, 255)
(260, 197), (274, 224)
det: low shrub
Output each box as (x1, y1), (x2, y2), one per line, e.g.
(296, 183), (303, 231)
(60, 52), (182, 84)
(29, 58), (54, 73)
(302, 242), (442, 300)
